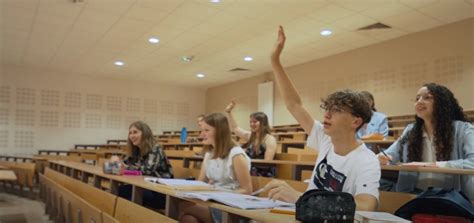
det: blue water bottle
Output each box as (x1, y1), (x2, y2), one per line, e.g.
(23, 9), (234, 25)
(180, 127), (187, 143)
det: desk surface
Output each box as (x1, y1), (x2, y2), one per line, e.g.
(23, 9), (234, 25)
(48, 160), (298, 223)
(381, 164), (474, 175)
(0, 170), (17, 181)
(0, 165), (9, 170)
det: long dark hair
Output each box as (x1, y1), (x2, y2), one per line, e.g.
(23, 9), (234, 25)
(203, 113), (237, 159)
(242, 112), (271, 153)
(399, 83), (466, 161)
(127, 121), (156, 157)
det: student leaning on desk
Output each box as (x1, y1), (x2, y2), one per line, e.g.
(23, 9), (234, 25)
(264, 26), (381, 212)
(179, 113), (253, 223)
(377, 83), (474, 199)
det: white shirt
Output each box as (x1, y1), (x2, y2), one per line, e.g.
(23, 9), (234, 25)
(306, 121), (381, 200)
(203, 146), (251, 190)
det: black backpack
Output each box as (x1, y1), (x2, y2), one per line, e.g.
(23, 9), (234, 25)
(295, 189), (355, 223)
(395, 187), (474, 220)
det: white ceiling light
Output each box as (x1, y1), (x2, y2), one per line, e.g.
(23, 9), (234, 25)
(114, 61), (125, 66)
(320, 29), (332, 36)
(243, 56), (253, 61)
(196, 73), (205, 78)
(181, 56), (194, 62)
(148, 37), (160, 44)
(210, 0), (221, 3)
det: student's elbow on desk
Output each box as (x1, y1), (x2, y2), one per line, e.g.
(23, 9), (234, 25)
(355, 194), (378, 211)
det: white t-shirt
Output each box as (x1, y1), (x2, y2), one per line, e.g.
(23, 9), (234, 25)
(306, 121), (381, 200)
(203, 146), (251, 190)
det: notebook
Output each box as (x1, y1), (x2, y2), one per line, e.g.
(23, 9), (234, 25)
(354, 211), (410, 223)
(176, 191), (295, 210)
(144, 177), (213, 190)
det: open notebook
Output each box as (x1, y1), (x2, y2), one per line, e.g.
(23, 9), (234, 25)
(144, 177), (213, 190)
(176, 191), (295, 210)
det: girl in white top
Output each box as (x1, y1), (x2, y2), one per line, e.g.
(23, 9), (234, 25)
(179, 113), (252, 223)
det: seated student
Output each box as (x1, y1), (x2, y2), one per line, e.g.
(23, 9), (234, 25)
(179, 113), (252, 223)
(356, 91), (389, 139)
(197, 114), (205, 129)
(265, 26), (380, 211)
(378, 83), (474, 199)
(225, 101), (277, 177)
(118, 121), (174, 209)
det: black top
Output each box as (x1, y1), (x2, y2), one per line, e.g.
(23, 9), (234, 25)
(123, 145), (174, 178)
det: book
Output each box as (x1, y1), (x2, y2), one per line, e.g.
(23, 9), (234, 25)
(354, 211), (410, 223)
(144, 177), (213, 190)
(176, 191), (295, 210)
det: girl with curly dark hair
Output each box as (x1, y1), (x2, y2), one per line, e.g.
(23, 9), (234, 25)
(379, 83), (474, 199)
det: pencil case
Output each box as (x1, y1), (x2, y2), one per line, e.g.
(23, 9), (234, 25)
(123, 170), (142, 175)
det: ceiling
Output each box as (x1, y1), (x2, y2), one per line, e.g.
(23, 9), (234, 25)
(1, 0), (473, 89)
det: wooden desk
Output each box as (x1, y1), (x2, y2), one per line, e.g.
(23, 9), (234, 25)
(381, 165), (474, 175)
(0, 170), (17, 181)
(272, 132), (307, 141)
(107, 139), (128, 144)
(161, 143), (204, 151)
(278, 141), (306, 153)
(47, 161), (298, 223)
(0, 165), (9, 170)
(166, 154), (314, 181)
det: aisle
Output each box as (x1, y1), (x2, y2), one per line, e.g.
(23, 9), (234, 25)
(0, 193), (52, 223)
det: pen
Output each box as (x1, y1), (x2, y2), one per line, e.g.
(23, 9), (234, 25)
(251, 186), (268, 196)
(378, 147), (393, 165)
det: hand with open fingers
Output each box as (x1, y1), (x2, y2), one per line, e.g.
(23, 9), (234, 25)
(225, 101), (236, 113)
(266, 179), (301, 203)
(271, 25), (286, 61)
(377, 153), (392, 165)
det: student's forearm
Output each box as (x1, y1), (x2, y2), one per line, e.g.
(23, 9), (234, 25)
(355, 195), (377, 211)
(271, 59), (303, 110)
(226, 111), (239, 132)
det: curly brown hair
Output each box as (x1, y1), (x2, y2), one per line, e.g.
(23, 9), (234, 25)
(321, 90), (373, 131)
(398, 83), (467, 161)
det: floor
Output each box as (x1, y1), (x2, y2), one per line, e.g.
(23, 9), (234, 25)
(0, 192), (52, 223)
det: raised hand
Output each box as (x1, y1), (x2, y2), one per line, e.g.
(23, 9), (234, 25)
(225, 100), (236, 113)
(271, 25), (286, 62)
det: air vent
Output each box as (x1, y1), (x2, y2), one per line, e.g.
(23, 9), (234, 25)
(229, 68), (250, 72)
(357, 22), (391, 31)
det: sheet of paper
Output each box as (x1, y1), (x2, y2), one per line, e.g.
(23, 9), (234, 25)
(356, 211), (410, 222)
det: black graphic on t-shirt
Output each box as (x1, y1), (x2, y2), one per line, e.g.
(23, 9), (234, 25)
(313, 156), (347, 192)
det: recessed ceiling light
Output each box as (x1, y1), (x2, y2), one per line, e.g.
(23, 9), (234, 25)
(148, 37), (160, 44)
(181, 56), (194, 62)
(196, 73), (205, 78)
(320, 29), (332, 36)
(210, 0), (221, 3)
(114, 61), (124, 66)
(244, 56), (253, 61)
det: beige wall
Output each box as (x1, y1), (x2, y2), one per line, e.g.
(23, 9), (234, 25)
(206, 18), (474, 128)
(0, 66), (205, 155)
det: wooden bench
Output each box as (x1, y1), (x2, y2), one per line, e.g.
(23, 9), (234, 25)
(114, 197), (177, 223)
(44, 167), (117, 216)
